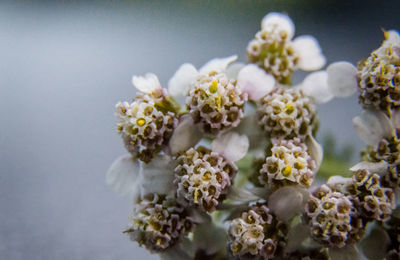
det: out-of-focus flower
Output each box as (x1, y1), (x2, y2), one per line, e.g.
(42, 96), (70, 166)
(116, 73), (179, 163)
(124, 193), (192, 252)
(228, 202), (287, 259)
(174, 132), (249, 212)
(247, 12), (326, 84)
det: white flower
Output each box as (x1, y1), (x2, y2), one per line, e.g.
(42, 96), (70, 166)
(168, 55), (238, 97)
(248, 12), (326, 84)
(132, 73), (162, 94)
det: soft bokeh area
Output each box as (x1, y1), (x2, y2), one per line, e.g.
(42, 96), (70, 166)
(0, 1), (399, 259)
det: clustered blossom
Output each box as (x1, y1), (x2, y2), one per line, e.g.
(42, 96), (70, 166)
(116, 77), (178, 162)
(257, 86), (317, 140)
(107, 12), (400, 260)
(174, 146), (237, 212)
(352, 169), (394, 222)
(186, 71), (247, 135)
(124, 194), (192, 252)
(247, 12), (325, 84)
(259, 137), (316, 189)
(357, 31), (400, 115)
(303, 184), (364, 248)
(228, 203), (287, 259)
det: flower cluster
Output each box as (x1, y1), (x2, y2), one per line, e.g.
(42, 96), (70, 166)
(107, 12), (400, 260)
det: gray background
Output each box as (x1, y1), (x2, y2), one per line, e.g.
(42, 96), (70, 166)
(0, 0), (399, 259)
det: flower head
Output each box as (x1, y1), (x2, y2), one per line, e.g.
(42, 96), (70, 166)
(186, 71), (246, 135)
(352, 169), (395, 222)
(257, 86), (318, 140)
(247, 13), (325, 84)
(259, 137), (316, 189)
(124, 194), (192, 252)
(116, 74), (179, 163)
(358, 30), (400, 116)
(228, 203), (287, 259)
(303, 184), (365, 248)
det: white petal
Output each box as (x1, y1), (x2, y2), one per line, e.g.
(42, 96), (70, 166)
(193, 220), (226, 255)
(353, 110), (392, 145)
(267, 186), (309, 222)
(261, 12), (295, 40)
(199, 55), (238, 74)
(327, 61), (358, 97)
(293, 35), (326, 71)
(211, 131), (249, 162)
(236, 113), (267, 150)
(132, 73), (161, 94)
(106, 154), (140, 197)
(361, 226), (390, 260)
(160, 247), (192, 260)
(350, 161), (388, 174)
(328, 244), (360, 260)
(225, 62), (245, 80)
(385, 30), (400, 45)
(392, 109), (400, 128)
(301, 71), (333, 104)
(236, 64), (275, 100)
(168, 63), (199, 97)
(139, 154), (176, 196)
(306, 135), (323, 171)
(169, 115), (203, 155)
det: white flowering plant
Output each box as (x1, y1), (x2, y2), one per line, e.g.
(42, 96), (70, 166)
(107, 12), (400, 260)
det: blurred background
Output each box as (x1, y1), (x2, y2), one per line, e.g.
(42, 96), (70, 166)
(0, 0), (399, 259)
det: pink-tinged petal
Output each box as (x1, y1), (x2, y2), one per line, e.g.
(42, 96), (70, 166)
(106, 154), (140, 197)
(353, 110), (392, 146)
(293, 35), (326, 71)
(301, 71), (333, 104)
(306, 135), (323, 171)
(328, 244), (360, 260)
(327, 61), (358, 97)
(139, 154), (176, 196)
(261, 12), (295, 40)
(168, 63), (199, 97)
(211, 131), (249, 162)
(236, 64), (275, 100)
(268, 186), (309, 222)
(169, 115), (203, 155)
(132, 73), (162, 94)
(199, 55), (238, 74)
